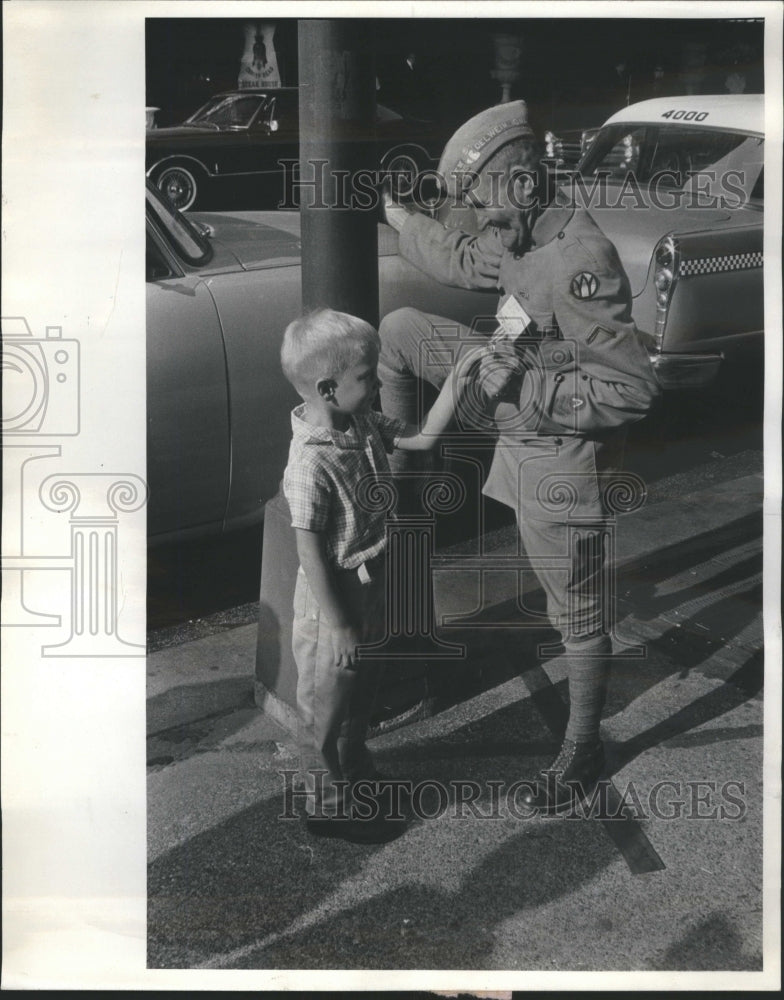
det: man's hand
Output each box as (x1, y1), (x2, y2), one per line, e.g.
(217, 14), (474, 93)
(380, 183), (411, 233)
(331, 623), (362, 670)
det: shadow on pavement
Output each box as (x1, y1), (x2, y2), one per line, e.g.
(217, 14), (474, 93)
(424, 507), (762, 741)
(649, 912), (763, 971)
(617, 511), (762, 621)
(609, 646), (764, 775)
(148, 735), (621, 970)
(209, 794), (617, 970)
(147, 588), (763, 971)
(148, 790), (375, 969)
(607, 578), (763, 717)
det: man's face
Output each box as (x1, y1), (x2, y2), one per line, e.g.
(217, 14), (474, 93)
(464, 166), (535, 253)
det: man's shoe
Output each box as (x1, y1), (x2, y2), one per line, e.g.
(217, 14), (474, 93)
(305, 813), (407, 845)
(520, 739), (606, 814)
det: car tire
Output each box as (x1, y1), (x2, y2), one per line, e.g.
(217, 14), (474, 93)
(154, 163), (203, 211)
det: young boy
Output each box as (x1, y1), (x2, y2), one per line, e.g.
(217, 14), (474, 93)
(280, 308), (480, 844)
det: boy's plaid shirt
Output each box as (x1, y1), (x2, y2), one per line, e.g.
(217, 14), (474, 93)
(283, 404), (406, 570)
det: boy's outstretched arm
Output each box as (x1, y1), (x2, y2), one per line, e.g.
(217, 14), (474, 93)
(396, 345), (486, 451)
(294, 528), (362, 669)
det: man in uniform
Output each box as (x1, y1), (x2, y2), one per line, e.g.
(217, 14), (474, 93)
(379, 100), (661, 812)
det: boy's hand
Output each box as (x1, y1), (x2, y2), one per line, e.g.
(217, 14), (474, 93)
(331, 623), (363, 670)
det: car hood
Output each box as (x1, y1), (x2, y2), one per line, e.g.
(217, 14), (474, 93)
(188, 210), (302, 271)
(577, 199), (735, 297)
(187, 210), (402, 271)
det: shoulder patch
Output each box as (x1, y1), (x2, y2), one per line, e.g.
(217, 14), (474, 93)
(570, 271), (599, 300)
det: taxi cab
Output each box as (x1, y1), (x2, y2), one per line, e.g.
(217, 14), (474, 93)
(568, 94), (764, 388)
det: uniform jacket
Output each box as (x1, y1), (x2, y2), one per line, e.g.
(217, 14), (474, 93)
(398, 198), (661, 520)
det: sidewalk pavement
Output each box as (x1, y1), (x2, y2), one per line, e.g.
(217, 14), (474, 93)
(147, 464), (764, 737)
(146, 460), (770, 973)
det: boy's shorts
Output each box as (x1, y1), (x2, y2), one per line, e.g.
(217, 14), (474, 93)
(292, 552), (387, 817)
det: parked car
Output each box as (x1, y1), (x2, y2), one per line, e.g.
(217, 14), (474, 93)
(146, 87), (446, 211)
(567, 94), (764, 385)
(146, 180), (497, 542)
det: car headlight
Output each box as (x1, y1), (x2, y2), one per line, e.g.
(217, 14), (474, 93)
(653, 234), (680, 351)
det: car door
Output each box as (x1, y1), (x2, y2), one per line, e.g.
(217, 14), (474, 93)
(206, 259), (303, 531)
(146, 225), (231, 540)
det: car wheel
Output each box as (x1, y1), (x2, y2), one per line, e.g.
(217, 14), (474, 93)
(155, 164), (201, 211)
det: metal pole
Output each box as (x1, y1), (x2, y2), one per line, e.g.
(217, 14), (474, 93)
(298, 19), (379, 326)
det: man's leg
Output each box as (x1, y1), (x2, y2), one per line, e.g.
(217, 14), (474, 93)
(378, 307), (469, 424)
(517, 516), (611, 811)
(378, 306), (485, 519)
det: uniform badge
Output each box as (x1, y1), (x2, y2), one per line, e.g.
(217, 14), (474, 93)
(570, 272), (599, 300)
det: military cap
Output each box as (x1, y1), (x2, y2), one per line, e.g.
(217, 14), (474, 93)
(437, 100), (536, 194)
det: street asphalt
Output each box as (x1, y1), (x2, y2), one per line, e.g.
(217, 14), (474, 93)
(146, 448), (774, 979)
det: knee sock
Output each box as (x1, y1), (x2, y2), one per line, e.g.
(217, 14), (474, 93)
(563, 636), (612, 744)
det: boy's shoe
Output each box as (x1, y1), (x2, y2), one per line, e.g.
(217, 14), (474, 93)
(305, 813), (407, 844)
(519, 739), (606, 814)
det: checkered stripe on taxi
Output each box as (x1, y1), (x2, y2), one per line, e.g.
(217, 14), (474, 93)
(678, 251), (763, 277)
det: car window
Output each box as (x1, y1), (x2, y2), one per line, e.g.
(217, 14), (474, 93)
(261, 93), (299, 132)
(579, 124), (764, 204)
(190, 94), (267, 128)
(146, 231), (176, 282)
(145, 181), (212, 266)
(581, 126), (647, 178)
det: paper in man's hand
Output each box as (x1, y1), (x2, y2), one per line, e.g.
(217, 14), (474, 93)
(490, 293), (533, 350)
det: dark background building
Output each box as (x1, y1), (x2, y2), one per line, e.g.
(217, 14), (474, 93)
(146, 16), (764, 131)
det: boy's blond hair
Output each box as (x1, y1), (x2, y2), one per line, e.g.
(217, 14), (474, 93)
(281, 309), (380, 395)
